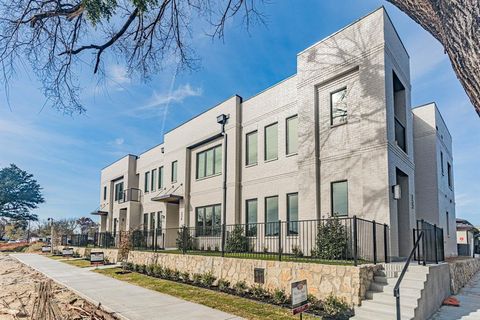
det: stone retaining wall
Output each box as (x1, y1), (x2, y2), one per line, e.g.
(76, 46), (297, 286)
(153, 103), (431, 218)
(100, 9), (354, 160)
(449, 258), (480, 294)
(58, 246), (120, 263)
(127, 251), (382, 305)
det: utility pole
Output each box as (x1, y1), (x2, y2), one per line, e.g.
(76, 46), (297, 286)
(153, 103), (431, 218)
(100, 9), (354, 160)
(48, 218), (54, 254)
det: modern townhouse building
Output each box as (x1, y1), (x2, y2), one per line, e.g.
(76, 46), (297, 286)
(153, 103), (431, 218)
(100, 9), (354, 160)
(94, 7), (457, 259)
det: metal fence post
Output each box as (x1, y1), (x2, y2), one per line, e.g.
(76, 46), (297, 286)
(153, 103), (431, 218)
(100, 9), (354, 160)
(372, 220), (377, 264)
(412, 228), (416, 261)
(278, 220), (282, 261)
(353, 216), (358, 266)
(434, 224), (438, 264)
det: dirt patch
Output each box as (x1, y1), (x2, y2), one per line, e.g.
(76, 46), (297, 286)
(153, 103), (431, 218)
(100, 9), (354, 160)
(0, 254), (119, 320)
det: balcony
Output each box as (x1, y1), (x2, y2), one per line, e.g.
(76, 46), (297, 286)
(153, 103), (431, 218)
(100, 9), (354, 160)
(118, 188), (141, 203)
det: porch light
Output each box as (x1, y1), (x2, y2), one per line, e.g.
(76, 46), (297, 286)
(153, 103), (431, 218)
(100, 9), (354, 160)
(216, 113), (229, 125)
(392, 184), (401, 200)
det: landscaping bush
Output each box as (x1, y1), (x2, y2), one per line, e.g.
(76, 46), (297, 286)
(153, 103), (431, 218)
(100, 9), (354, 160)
(181, 271), (190, 282)
(272, 289), (288, 305)
(176, 226), (193, 253)
(125, 262), (134, 271)
(291, 245), (304, 257)
(153, 265), (163, 277)
(250, 284), (270, 300)
(225, 225), (248, 253)
(163, 267), (174, 280)
(201, 271), (217, 287)
(217, 279), (230, 291)
(172, 270), (181, 281)
(311, 218), (349, 260)
(146, 264), (155, 276)
(192, 273), (202, 285)
(137, 264), (146, 274)
(322, 294), (352, 319)
(233, 281), (248, 295)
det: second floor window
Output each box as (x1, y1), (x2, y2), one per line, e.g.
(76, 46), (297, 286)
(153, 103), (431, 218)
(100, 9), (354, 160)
(197, 145), (222, 179)
(158, 166), (164, 189)
(264, 123), (278, 161)
(330, 88), (347, 125)
(171, 161), (178, 183)
(144, 171), (150, 193)
(286, 115), (298, 155)
(246, 131), (258, 166)
(114, 182), (124, 201)
(103, 186), (107, 200)
(447, 162), (453, 188)
(151, 169), (157, 192)
(440, 151), (444, 175)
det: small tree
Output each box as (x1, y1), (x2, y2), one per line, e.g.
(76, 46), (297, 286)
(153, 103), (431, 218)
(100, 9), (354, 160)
(225, 225), (248, 253)
(176, 226), (193, 254)
(312, 218), (349, 260)
(118, 231), (132, 272)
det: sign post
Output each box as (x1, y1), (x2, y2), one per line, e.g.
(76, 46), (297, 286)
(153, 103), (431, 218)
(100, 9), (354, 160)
(291, 280), (309, 318)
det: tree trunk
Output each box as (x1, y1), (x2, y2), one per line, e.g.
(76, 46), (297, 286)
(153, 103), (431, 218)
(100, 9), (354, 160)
(387, 0), (480, 116)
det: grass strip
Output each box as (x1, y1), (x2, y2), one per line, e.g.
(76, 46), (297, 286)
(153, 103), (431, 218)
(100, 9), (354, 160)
(95, 268), (317, 320)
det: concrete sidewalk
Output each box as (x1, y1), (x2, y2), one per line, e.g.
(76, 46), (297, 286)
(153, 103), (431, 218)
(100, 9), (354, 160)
(430, 270), (480, 320)
(13, 254), (242, 320)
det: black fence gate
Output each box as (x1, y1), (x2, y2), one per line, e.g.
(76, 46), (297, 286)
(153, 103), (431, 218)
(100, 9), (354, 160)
(414, 219), (445, 264)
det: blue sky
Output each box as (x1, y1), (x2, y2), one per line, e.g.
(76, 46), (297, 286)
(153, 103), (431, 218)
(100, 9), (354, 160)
(0, 0), (478, 225)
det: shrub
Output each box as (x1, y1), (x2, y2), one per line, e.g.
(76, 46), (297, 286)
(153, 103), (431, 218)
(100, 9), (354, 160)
(217, 279), (230, 291)
(145, 264), (155, 276)
(181, 272), (190, 282)
(322, 295), (351, 319)
(233, 281), (248, 295)
(138, 264), (146, 274)
(163, 267), (173, 279)
(125, 262), (134, 271)
(201, 271), (217, 287)
(272, 289), (288, 305)
(176, 226), (193, 253)
(153, 265), (163, 277)
(311, 218), (349, 260)
(172, 270), (181, 281)
(250, 284), (270, 300)
(225, 225), (248, 253)
(291, 245), (304, 257)
(192, 273), (202, 285)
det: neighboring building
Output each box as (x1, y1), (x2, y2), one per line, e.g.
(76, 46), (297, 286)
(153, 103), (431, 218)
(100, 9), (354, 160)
(94, 8), (456, 259)
(456, 218), (478, 256)
(413, 103), (457, 257)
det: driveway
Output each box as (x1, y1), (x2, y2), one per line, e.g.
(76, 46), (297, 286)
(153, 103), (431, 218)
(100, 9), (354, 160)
(430, 270), (480, 320)
(13, 254), (242, 320)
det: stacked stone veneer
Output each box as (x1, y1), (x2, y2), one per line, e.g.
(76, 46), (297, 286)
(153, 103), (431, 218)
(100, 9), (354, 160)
(127, 251), (382, 305)
(58, 246), (120, 264)
(449, 258), (480, 294)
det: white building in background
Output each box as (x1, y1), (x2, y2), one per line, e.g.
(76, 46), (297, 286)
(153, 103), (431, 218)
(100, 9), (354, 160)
(93, 7), (457, 259)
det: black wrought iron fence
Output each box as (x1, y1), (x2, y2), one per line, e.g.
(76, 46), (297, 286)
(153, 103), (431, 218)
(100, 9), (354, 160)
(62, 216), (389, 266)
(414, 219), (445, 264)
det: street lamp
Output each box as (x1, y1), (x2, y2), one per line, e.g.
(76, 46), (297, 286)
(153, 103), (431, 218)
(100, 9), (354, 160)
(217, 114), (229, 256)
(47, 218), (54, 254)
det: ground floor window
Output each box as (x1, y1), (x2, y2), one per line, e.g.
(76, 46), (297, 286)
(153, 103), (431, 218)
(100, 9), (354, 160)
(246, 199), (258, 237)
(287, 193), (299, 235)
(195, 204), (221, 236)
(265, 196), (279, 236)
(143, 213), (148, 232)
(331, 180), (348, 217)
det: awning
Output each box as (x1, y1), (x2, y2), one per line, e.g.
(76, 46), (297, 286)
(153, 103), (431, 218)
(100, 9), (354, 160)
(151, 194), (183, 203)
(90, 210), (108, 216)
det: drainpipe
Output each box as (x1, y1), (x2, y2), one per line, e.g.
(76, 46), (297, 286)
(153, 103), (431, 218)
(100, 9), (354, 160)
(217, 114), (229, 257)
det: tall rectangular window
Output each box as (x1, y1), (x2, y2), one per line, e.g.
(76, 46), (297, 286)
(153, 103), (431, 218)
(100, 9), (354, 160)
(287, 193), (299, 235)
(103, 186), (107, 200)
(331, 181), (348, 216)
(265, 196), (279, 236)
(393, 72), (407, 152)
(114, 182), (124, 201)
(264, 123), (278, 161)
(150, 212), (155, 231)
(330, 88), (347, 125)
(286, 115), (298, 155)
(196, 145), (222, 179)
(158, 166), (164, 189)
(440, 151), (444, 176)
(156, 211), (162, 230)
(446, 212), (450, 236)
(151, 169), (157, 192)
(447, 162), (453, 188)
(195, 204), (221, 236)
(171, 161), (178, 183)
(246, 131), (258, 165)
(143, 213), (148, 232)
(144, 171), (150, 193)
(246, 199), (258, 237)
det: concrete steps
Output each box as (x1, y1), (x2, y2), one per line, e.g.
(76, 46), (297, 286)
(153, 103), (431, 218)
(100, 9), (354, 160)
(351, 266), (429, 320)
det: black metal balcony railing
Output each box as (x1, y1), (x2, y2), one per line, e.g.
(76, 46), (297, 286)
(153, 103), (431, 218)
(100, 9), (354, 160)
(118, 188), (141, 203)
(61, 216), (390, 266)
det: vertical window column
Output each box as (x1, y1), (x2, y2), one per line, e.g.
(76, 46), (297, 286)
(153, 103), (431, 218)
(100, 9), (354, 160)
(331, 181), (348, 217)
(265, 196), (279, 236)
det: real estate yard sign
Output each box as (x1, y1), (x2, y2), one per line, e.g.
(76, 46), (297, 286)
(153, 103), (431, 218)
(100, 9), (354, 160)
(291, 279), (309, 316)
(41, 245), (51, 253)
(62, 247), (74, 257)
(90, 251), (104, 265)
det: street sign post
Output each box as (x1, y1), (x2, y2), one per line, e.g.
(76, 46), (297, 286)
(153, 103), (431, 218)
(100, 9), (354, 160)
(291, 280), (309, 318)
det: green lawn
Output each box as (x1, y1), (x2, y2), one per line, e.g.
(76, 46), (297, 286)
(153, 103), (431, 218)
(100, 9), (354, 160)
(96, 268), (317, 320)
(46, 255), (92, 267)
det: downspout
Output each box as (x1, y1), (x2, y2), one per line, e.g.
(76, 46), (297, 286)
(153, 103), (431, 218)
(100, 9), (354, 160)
(221, 125), (228, 256)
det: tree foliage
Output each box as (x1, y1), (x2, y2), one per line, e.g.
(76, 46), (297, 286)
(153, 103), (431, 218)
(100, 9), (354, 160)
(76, 216), (97, 234)
(225, 225), (248, 253)
(311, 218), (349, 260)
(0, 0), (264, 113)
(0, 164), (44, 221)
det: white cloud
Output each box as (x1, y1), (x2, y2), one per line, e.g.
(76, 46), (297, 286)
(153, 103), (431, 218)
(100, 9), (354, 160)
(140, 84), (202, 111)
(109, 65), (130, 85)
(114, 138), (124, 145)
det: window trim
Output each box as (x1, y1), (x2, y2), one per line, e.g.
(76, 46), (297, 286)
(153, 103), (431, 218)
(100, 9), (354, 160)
(286, 115), (298, 156)
(171, 161), (178, 183)
(331, 180), (348, 217)
(196, 144), (222, 180)
(245, 130), (258, 166)
(264, 122), (279, 162)
(264, 195), (279, 237)
(330, 87), (348, 127)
